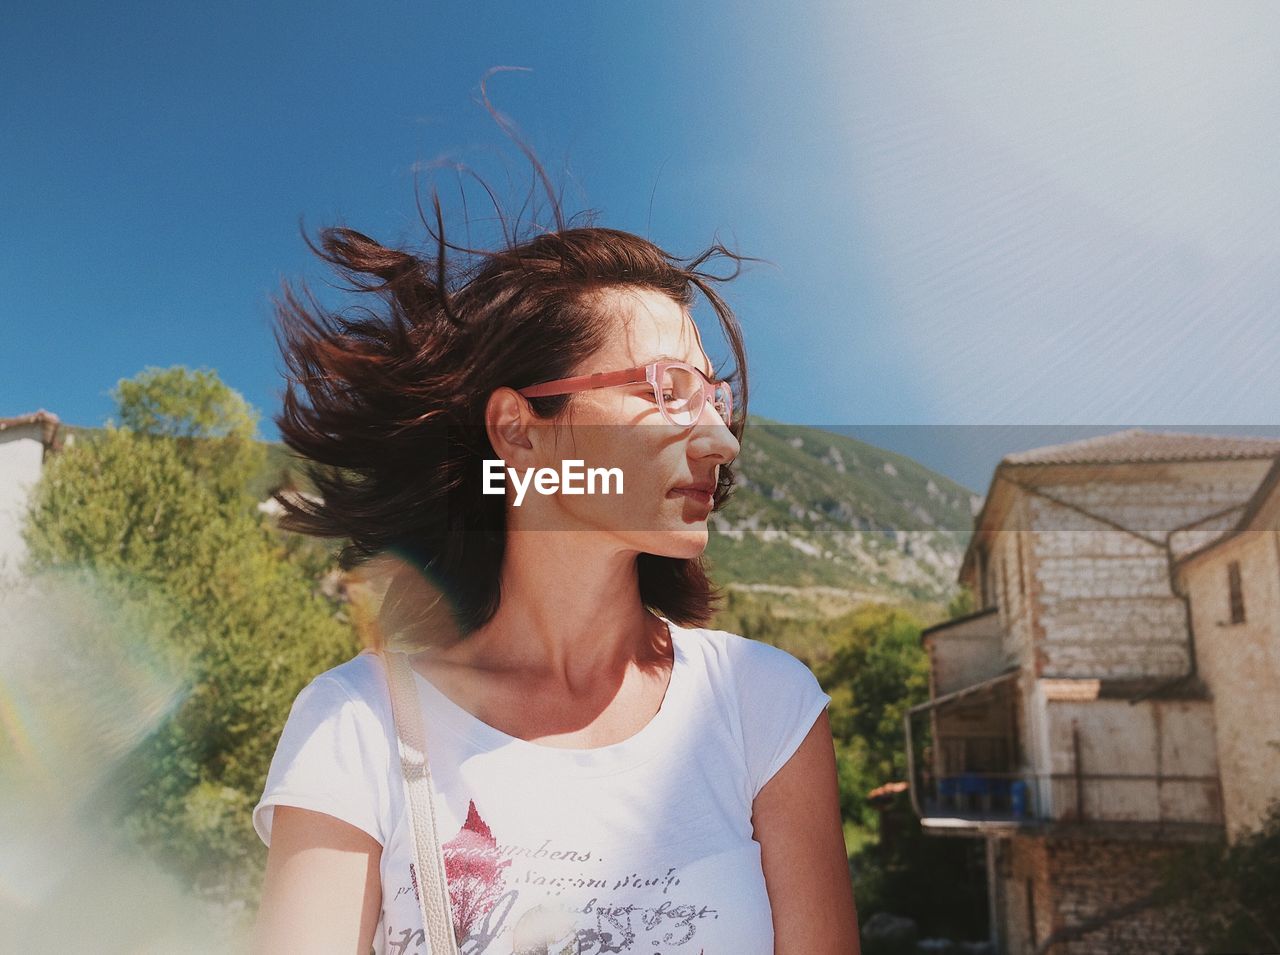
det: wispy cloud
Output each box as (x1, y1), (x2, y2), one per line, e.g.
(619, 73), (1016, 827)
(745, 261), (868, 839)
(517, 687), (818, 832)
(832, 2), (1280, 423)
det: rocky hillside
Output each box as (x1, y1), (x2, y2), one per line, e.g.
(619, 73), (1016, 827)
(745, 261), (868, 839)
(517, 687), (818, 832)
(703, 417), (977, 613)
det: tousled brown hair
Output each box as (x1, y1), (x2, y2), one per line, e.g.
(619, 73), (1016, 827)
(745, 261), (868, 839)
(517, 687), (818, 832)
(271, 135), (752, 642)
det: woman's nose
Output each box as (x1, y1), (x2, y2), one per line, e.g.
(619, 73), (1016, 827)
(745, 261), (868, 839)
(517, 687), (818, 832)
(693, 405), (740, 461)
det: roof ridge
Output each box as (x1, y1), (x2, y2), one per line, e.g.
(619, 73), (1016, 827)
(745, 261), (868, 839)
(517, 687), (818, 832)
(1001, 427), (1280, 466)
(0, 409), (61, 429)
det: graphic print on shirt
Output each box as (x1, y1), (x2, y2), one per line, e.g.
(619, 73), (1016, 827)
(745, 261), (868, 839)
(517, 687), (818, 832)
(386, 797), (720, 954)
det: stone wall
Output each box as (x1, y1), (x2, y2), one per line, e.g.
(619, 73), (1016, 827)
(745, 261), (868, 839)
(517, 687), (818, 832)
(1026, 513), (1187, 679)
(995, 834), (1207, 954)
(970, 459), (1276, 682)
(1041, 836), (1205, 955)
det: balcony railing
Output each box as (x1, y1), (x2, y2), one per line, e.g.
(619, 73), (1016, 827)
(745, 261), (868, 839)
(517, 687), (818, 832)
(920, 771), (1035, 820)
(915, 770), (1223, 827)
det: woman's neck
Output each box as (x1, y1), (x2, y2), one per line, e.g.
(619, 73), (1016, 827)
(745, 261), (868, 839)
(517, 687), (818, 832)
(432, 536), (666, 693)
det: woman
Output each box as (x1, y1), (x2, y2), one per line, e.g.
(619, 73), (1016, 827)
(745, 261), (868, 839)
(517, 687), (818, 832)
(251, 202), (859, 952)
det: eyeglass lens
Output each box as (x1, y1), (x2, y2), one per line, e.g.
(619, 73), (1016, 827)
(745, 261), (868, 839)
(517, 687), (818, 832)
(659, 365), (732, 426)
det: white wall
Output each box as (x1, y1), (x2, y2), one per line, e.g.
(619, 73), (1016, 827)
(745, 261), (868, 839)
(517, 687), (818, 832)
(1183, 527), (1280, 842)
(0, 426), (47, 580)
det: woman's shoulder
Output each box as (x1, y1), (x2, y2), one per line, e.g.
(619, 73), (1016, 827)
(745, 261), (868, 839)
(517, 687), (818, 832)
(675, 621), (830, 800)
(301, 648), (393, 716)
(254, 648), (395, 848)
(674, 621), (816, 690)
(320, 645), (384, 679)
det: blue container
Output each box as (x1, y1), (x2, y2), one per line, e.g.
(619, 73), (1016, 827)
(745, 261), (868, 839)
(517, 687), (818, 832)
(959, 772), (987, 796)
(1010, 779), (1028, 818)
(991, 778), (1012, 805)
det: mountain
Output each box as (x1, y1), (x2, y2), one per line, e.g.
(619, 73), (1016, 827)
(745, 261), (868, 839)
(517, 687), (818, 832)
(702, 416), (976, 614)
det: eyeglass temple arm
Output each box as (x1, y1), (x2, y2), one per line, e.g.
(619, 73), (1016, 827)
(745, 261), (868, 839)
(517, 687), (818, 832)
(517, 367), (648, 399)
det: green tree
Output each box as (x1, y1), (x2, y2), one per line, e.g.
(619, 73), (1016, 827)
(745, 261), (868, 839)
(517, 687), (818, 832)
(818, 603), (988, 942)
(819, 604), (930, 825)
(111, 365), (266, 504)
(22, 425), (222, 585)
(22, 366), (358, 908)
(945, 583), (976, 620)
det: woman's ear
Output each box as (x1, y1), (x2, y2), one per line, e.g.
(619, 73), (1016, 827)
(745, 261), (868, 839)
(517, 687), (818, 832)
(484, 387), (535, 460)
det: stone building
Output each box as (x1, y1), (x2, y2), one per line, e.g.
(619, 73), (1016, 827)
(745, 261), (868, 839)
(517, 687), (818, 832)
(904, 429), (1280, 954)
(0, 410), (67, 580)
(1172, 454), (1280, 845)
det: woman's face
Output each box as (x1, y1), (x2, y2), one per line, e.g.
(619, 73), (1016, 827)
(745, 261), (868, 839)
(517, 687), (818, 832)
(512, 287), (740, 559)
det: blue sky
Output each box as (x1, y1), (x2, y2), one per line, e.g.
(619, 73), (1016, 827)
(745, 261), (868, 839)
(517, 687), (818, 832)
(4, 2), (1279, 491)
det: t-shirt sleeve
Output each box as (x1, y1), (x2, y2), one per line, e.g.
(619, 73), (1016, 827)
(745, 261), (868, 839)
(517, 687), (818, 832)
(252, 673), (392, 848)
(734, 638), (833, 802)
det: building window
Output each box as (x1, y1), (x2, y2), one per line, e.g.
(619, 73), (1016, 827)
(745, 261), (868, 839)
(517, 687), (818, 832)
(1228, 560), (1246, 624)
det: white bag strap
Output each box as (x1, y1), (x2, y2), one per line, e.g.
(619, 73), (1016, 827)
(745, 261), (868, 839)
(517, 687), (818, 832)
(382, 648), (461, 955)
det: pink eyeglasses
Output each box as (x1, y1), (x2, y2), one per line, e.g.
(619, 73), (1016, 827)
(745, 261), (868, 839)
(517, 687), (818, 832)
(517, 359), (734, 429)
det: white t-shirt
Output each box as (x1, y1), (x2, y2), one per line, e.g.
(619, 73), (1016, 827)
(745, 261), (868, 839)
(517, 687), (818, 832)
(253, 617), (832, 954)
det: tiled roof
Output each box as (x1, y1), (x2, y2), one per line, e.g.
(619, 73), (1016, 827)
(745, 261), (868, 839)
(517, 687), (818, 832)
(1002, 427), (1280, 466)
(0, 410), (65, 453)
(0, 409), (60, 430)
(866, 780), (909, 806)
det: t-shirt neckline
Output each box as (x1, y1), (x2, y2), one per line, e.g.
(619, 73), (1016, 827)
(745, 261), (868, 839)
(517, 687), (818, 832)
(405, 616), (690, 775)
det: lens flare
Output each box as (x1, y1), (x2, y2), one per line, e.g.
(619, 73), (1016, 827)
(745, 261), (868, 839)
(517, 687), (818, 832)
(346, 547), (464, 652)
(0, 567), (248, 951)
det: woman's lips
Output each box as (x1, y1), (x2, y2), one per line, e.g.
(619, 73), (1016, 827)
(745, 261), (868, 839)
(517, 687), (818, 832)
(669, 487), (714, 507)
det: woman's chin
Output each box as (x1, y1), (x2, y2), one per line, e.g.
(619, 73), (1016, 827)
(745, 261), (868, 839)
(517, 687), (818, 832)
(642, 525), (709, 558)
